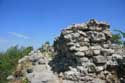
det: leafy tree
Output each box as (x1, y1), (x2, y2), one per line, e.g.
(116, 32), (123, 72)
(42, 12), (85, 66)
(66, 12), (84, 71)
(111, 33), (122, 45)
(22, 46), (33, 56)
(114, 29), (125, 46)
(114, 29), (125, 38)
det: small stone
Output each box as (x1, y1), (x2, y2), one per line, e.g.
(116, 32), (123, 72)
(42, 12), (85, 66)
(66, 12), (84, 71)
(101, 48), (115, 54)
(112, 54), (123, 60)
(77, 66), (87, 74)
(75, 51), (85, 56)
(93, 50), (101, 55)
(66, 42), (74, 46)
(74, 43), (80, 47)
(98, 72), (105, 80)
(80, 57), (89, 62)
(74, 23), (88, 30)
(91, 32), (106, 42)
(78, 46), (88, 51)
(87, 64), (96, 73)
(90, 45), (102, 50)
(38, 58), (46, 64)
(69, 66), (78, 72)
(64, 71), (75, 78)
(67, 42), (80, 47)
(107, 56), (112, 60)
(85, 50), (93, 57)
(78, 30), (87, 36)
(69, 46), (78, 51)
(72, 32), (80, 38)
(7, 75), (15, 80)
(62, 30), (73, 35)
(93, 55), (107, 64)
(106, 60), (118, 66)
(88, 26), (96, 31)
(103, 30), (112, 38)
(91, 78), (105, 83)
(29, 54), (41, 62)
(96, 66), (104, 72)
(96, 27), (102, 31)
(83, 38), (89, 42)
(82, 75), (94, 81)
(102, 44), (110, 48)
(79, 42), (90, 46)
(64, 34), (72, 39)
(18, 56), (29, 64)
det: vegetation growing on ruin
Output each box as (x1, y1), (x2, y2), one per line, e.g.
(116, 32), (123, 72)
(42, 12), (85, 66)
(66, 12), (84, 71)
(39, 41), (54, 58)
(111, 30), (125, 46)
(0, 46), (33, 83)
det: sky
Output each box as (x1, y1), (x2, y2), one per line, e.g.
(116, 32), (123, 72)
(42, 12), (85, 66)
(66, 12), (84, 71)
(0, 0), (125, 51)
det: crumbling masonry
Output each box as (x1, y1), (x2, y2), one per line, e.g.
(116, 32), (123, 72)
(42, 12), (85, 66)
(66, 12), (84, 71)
(50, 19), (125, 83)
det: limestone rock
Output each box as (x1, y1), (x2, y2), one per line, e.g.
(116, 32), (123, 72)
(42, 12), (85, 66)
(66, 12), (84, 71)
(50, 19), (123, 83)
(93, 55), (107, 64)
(7, 75), (15, 80)
(75, 51), (85, 57)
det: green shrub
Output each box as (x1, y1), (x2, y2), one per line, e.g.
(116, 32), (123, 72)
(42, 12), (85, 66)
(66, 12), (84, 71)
(111, 33), (122, 45)
(0, 45), (33, 83)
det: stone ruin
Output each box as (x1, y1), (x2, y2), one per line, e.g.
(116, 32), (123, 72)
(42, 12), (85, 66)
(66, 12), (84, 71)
(7, 19), (125, 83)
(50, 19), (125, 83)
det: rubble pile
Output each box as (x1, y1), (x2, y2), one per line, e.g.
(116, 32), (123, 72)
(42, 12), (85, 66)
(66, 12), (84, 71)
(50, 19), (124, 83)
(7, 50), (59, 83)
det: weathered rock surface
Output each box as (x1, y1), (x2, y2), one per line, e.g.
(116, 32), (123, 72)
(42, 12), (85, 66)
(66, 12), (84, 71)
(50, 19), (125, 83)
(8, 50), (59, 83)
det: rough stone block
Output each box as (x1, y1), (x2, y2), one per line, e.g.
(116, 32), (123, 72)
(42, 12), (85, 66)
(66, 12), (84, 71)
(93, 55), (107, 64)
